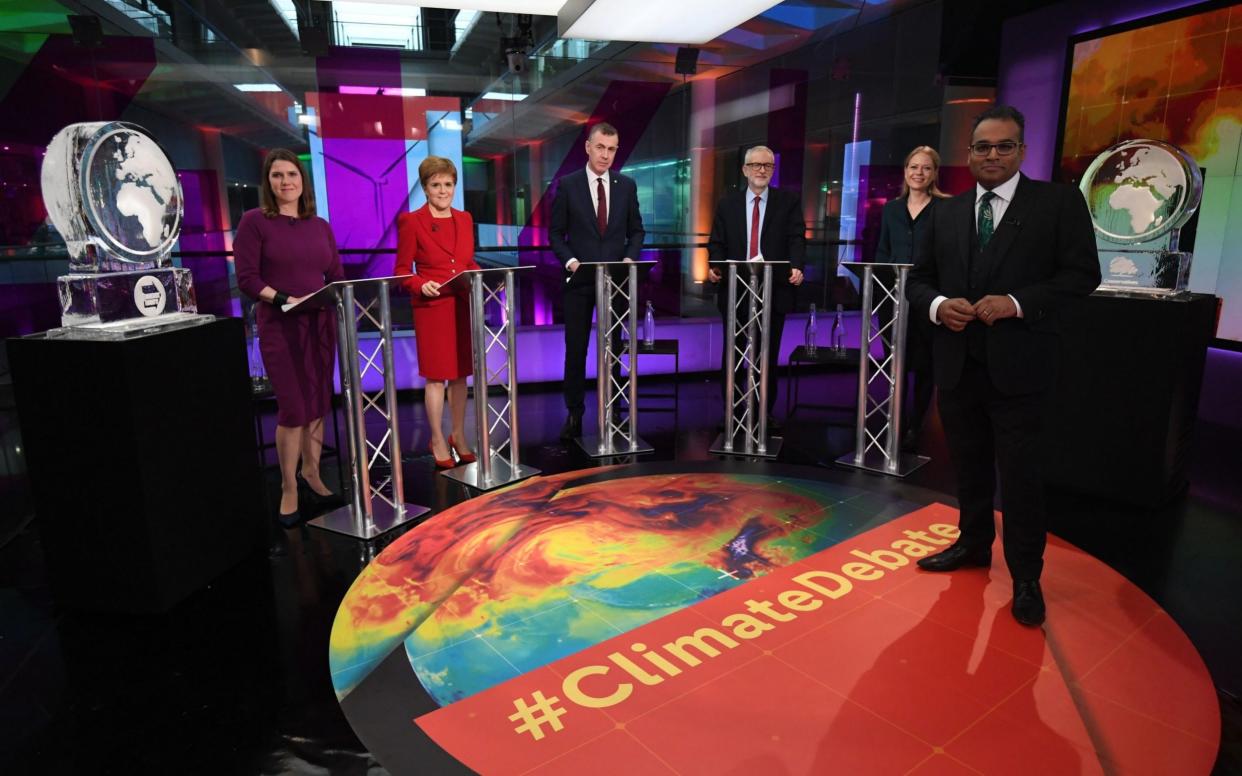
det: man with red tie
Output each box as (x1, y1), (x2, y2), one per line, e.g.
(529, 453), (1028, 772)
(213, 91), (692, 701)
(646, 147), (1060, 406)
(549, 122), (646, 442)
(707, 145), (806, 429)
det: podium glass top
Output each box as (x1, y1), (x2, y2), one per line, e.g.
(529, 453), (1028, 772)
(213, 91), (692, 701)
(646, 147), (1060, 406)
(709, 259), (791, 265)
(576, 260), (658, 265)
(283, 274), (412, 312)
(843, 261), (914, 269)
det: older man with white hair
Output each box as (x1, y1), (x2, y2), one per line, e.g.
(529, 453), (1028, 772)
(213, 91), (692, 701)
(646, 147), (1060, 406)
(707, 144), (806, 430)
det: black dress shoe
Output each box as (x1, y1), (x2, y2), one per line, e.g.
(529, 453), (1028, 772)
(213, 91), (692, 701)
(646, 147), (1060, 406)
(559, 414), (582, 442)
(1012, 579), (1046, 626)
(916, 543), (992, 572)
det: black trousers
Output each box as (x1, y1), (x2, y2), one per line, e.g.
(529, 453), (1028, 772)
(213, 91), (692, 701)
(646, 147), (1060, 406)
(563, 280), (625, 417)
(937, 357), (1047, 581)
(717, 304), (786, 418)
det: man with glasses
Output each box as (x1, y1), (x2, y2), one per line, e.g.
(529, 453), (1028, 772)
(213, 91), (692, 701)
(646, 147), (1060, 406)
(707, 145), (806, 431)
(906, 105), (1100, 626)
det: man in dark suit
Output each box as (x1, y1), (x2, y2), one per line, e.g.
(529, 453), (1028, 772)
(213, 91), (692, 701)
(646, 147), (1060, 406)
(549, 122), (645, 441)
(707, 145), (806, 428)
(906, 105), (1101, 626)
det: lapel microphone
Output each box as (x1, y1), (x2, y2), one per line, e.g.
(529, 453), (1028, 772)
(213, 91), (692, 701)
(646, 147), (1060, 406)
(432, 222), (439, 232)
(288, 217), (297, 225)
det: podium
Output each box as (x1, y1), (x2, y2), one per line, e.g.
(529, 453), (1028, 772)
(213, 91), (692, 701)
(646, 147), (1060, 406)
(576, 260), (657, 458)
(835, 262), (928, 477)
(287, 275), (430, 539)
(439, 266), (541, 491)
(709, 260), (786, 458)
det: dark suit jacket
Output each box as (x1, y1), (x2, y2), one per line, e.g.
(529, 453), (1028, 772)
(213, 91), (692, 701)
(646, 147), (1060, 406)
(906, 174), (1101, 395)
(548, 170), (644, 288)
(706, 187), (806, 313)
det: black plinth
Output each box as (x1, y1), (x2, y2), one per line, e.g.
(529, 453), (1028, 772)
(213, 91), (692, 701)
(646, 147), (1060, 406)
(1044, 293), (1216, 506)
(7, 318), (264, 613)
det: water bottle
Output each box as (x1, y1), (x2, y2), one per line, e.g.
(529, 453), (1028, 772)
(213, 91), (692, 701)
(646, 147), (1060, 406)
(805, 303), (818, 357)
(643, 300), (655, 346)
(831, 304), (846, 353)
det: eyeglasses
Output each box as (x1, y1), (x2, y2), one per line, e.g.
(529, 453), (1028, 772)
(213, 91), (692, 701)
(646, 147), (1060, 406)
(745, 162), (775, 171)
(968, 141), (1022, 157)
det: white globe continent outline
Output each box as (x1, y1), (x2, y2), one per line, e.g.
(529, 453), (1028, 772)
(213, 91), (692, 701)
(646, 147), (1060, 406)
(110, 133), (179, 249)
(1079, 139), (1201, 246)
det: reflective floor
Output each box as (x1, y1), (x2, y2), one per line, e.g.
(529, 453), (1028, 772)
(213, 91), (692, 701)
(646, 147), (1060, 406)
(1, 371), (1240, 774)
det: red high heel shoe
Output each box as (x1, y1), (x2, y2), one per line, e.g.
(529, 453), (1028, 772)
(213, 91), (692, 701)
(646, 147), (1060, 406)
(448, 434), (477, 464)
(430, 440), (455, 469)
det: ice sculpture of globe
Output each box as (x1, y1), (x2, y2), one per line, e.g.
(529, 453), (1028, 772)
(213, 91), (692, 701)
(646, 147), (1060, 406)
(42, 122), (182, 272)
(1079, 139), (1203, 296)
(40, 122), (209, 337)
(1080, 139), (1201, 246)
(85, 129), (181, 260)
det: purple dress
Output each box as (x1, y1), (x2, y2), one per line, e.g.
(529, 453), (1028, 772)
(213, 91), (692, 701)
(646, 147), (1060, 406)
(234, 209), (344, 427)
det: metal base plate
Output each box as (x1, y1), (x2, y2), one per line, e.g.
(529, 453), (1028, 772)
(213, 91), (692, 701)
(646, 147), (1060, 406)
(440, 456), (540, 491)
(835, 449), (930, 477)
(577, 432), (654, 458)
(308, 500), (430, 540)
(709, 433), (783, 459)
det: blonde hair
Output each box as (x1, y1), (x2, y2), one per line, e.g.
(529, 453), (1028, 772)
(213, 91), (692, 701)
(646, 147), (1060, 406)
(418, 155), (458, 188)
(901, 145), (948, 199)
(260, 149), (316, 219)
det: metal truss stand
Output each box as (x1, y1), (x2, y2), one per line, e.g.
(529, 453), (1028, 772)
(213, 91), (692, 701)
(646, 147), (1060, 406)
(835, 262), (929, 477)
(303, 276), (430, 539)
(441, 267), (540, 491)
(709, 260), (788, 459)
(577, 260), (657, 458)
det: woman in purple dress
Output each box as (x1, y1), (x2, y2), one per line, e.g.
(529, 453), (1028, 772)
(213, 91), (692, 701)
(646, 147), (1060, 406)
(235, 149), (344, 525)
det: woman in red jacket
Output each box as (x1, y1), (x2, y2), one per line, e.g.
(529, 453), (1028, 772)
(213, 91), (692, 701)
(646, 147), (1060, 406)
(395, 156), (480, 468)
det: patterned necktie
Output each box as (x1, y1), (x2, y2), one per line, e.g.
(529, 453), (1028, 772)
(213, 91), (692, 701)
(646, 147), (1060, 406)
(978, 191), (996, 249)
(596, 177), (607, 235)
(748, 196), (761, 258)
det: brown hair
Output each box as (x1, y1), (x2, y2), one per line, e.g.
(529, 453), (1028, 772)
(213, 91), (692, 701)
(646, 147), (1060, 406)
(418, 155), (458, 188)
(260, 148), (316, 219)
(901, 145), (949, 199)
(588, 122), (618, 141)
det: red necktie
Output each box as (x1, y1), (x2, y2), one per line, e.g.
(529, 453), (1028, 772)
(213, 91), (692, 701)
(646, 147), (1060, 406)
(748, 195), (761, 258)
(596, 177), (607, 235)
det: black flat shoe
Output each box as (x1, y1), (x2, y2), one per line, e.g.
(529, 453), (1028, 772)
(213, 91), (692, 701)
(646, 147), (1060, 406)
(916, 543), (992, 572)
(1012, 579), (1046, 626)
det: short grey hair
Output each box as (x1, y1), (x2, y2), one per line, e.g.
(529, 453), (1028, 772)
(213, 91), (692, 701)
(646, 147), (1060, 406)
(744, 145), (774, 165)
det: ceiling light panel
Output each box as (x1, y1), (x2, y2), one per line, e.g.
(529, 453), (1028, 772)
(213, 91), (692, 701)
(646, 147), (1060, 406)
(341, 0), (568, 14)
(559, 0), (782, 44)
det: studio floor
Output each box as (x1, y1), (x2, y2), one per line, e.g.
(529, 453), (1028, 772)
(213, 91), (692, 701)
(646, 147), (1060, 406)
(1, 371), (1240, 775)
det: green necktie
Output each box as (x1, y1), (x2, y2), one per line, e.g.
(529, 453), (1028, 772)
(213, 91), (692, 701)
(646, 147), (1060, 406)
(978, 191), (996, 249)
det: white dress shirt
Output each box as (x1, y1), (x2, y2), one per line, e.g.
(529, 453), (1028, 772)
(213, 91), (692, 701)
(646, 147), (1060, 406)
(567, 166), (611, 270)
(929, 172), (1024, 324)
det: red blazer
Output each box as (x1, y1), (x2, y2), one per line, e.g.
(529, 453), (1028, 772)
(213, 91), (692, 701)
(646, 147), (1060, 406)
(394, 205), (479, 306)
